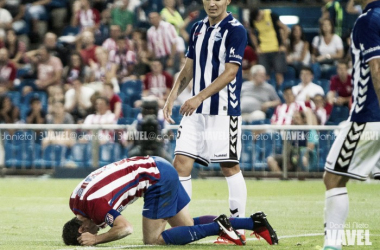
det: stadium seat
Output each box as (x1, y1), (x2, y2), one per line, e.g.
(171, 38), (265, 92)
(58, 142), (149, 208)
(326, 106), (349, 125)
(122, 105), (141, 124)
(316, 79), (330, 94)
(317, 131), (335, 171)
(98, 143), (122, 166)
(249, 119), (271, 125)
(69, 143), (91, 168)
(253, 133), (273, 171)
(62, 26), (80, 36)
(5, 143), (41, 169)
(121, 80), (143, 106)
(171, 105), (183, 124)
(284, 66), (297, 81)
(35, 145), (67, 169)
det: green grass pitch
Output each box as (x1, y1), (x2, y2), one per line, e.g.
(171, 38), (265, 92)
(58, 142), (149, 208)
(0, 178), (379, 250)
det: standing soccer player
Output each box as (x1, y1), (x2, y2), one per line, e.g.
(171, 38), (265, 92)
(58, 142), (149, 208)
(323, 1), (380, 249)
(163, 0), (248, 241)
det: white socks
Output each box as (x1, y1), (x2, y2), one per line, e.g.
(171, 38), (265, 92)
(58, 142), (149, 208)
(226, 171), (247, 218)
(324, 187), (349, 250)
(179, 175), (192, 198)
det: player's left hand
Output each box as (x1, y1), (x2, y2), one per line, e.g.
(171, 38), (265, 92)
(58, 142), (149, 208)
(77, 232), (97, 246)
(180, 96), (202, 116)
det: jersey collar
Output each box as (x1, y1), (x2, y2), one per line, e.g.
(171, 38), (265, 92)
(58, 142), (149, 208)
(203, 12), (233, 29)
(363, 1), (380, 14)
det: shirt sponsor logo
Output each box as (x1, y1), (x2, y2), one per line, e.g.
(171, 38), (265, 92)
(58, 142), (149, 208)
(230, 47), (242, 60)
(361, 44), (380, 55)
(214, 31), (222, 42)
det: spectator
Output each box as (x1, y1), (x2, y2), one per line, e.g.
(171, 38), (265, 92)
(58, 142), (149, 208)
(47, 85), (64, 112)
(26, 96), (46, 124)
(292, 66), (325, 103)
(64, 79), (95, 123)
(23, 0), (52, 42)
(0, 6), (12, 32)
(1, 0), (28, 34)
(0, 95), (19, 123)
(102, 82), (122, 119)
(78, 30), (98, 66)
(0, 47), (16, 93)
(42, 100), (75, 148)
(321, 0), (344, 37)
(346, 0), (362, 15)
(62, 51), (92, 87)
(109, 35), (137, 83)
(160, 0), (199, 42)
(249, 8), (289, 87)
(139, 59), (173, 108)
(286, 24), (311, 77)
(242, 45), (257, 81)
(89, 46), (119, 92)
(102, 24), (122, 52)
(132, 29), (151, 81)
(111, 0), (134, 36)
(5, 28), (26, 66)
(312, 94), (333, 125)
(147, 11), (178, 73)
(241, 65), (280, 122)
(71, 0), (100, 32)
(44, 32), (70, 67)
(267, 110), (318, 173)
(271, 87), (306, 125)
(327, 60), (352, 106)
(25, 45), (63, 91)
(83, 96), (116, 144)
(311, 19), (344, 66)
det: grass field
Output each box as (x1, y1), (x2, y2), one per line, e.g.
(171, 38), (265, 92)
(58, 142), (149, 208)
(0, 177), (379, 250)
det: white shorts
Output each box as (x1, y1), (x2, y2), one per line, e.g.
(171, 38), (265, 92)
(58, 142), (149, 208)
(325, 122), (380, 180)
(174, 113), (242, 166)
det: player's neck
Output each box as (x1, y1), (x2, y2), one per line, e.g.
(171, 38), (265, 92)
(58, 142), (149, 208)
(208, 12), (228, 26)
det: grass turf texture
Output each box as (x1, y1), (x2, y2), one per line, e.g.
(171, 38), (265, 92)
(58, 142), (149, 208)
(0, 178), (379, 250)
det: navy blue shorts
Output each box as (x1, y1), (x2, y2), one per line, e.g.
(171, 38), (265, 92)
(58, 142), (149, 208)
(142, 156), (190, 219)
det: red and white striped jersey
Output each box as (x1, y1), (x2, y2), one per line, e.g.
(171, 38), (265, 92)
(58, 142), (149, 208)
(69, 156), (160, 227)
(147, 21), (177, 58)
(76, 8), (100, 29)
(271, 102), (305, 125)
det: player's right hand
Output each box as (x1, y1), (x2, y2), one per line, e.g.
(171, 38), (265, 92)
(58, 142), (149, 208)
(163, 101), (175, 124)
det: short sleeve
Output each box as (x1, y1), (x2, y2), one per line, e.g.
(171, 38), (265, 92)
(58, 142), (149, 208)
(225, 25), (247, 65)
(311, 36), (320, 49)
(186, 22), (199, 60)
(356, 14), (380, 62)
(333, 35), (343, 51)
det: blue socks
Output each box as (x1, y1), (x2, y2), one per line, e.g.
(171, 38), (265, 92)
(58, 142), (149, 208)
(161, 223), (220, 245)
(162, 216), (255, 245)
(194, 215), (254, 231)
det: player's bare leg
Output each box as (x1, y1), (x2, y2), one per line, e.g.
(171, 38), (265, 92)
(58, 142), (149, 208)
(323, 172), (350, 250)
(174, 154), (195, 198)
(220, 162), (247, 238)
(142, 217), (168, 245)
(168, 206), (194, 227)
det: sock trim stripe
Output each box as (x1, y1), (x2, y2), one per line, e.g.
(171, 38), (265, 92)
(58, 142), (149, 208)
(180, 178), (192, 182)
(326, 192), (347, 199)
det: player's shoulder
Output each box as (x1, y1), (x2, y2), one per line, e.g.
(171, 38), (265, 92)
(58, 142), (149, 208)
(226, 17), (245, 31)
(357, 7), (380, 27)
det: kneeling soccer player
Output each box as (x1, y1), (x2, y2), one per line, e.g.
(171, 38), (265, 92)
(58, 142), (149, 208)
(62, 156), (278, 246)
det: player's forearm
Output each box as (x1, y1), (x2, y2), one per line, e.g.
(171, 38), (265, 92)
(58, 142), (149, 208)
(369, 59), (380, 107)
(196, 66), (238, 102)
(167, 62), (193, 101)
(95, 224), (133, 245)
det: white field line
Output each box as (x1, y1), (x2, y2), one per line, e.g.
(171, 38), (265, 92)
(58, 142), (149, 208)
(57, 233), (326, 250)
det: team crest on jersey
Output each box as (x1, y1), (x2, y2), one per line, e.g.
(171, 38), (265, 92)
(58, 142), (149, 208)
(105, 213), (114, 226)
(214, 31), (222, 42)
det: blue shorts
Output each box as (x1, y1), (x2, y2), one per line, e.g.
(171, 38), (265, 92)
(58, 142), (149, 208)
(142, 156), (190, 219)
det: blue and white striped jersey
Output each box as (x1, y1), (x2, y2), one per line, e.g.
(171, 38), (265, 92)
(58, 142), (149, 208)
(186, 13), (247, 116)
(350, 1), (380, 122)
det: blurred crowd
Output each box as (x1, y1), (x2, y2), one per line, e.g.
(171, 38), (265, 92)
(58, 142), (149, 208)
(0, 0), (358, 168)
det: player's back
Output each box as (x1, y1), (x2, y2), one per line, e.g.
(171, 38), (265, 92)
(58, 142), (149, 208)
(350, 1), (380, 123)
(70, 156), (160, 216)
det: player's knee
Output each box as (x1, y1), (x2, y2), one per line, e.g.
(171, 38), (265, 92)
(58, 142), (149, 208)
(173, 155), (193, 176)
(323, 171), (349, 190)
(220, 162), (240, 177)
(143, 236), (165, 245)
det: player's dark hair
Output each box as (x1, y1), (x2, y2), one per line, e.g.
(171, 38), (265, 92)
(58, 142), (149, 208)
(62, 217), (81, 245)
